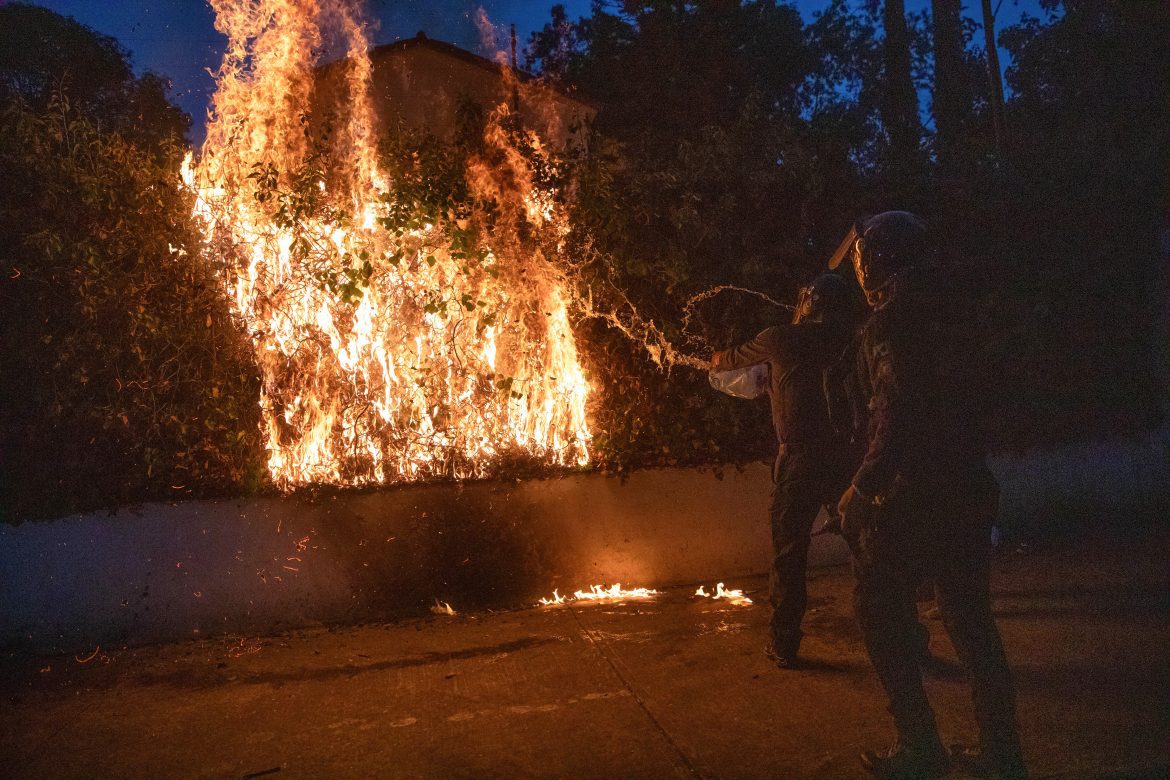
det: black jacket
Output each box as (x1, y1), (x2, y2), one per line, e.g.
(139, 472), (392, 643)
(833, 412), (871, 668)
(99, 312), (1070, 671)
(851, 270), (985, 499)
(714, 322), (851, 446)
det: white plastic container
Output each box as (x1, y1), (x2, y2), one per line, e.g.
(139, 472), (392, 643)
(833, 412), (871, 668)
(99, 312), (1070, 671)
(708, 364), (769, 400)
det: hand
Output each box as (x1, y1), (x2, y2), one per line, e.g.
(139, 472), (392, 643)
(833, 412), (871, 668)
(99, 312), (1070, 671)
(837, 485), (869, 537)
(710, 352), (725, 371)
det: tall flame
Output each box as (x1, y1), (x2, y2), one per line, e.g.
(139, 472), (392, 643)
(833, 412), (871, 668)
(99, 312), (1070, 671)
(184, 0), (590, 487)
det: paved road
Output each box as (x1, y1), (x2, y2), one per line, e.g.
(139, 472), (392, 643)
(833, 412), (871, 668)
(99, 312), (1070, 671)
(2, 526), (1166, 778)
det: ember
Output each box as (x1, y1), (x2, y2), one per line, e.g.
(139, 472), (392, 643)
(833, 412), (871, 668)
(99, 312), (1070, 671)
(182, 0), (591, 488)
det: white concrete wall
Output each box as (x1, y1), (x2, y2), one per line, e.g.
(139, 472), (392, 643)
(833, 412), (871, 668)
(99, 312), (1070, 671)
(0, 464), (847, 653)
(3, 423), (1166, 653)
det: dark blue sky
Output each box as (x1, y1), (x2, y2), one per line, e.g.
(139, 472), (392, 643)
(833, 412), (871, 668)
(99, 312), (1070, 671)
(26, 0), (1047, 143)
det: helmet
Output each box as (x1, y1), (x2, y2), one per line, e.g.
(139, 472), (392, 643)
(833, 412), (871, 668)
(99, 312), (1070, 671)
(793, 272), (852, 324)
(849, 211), (928, 296)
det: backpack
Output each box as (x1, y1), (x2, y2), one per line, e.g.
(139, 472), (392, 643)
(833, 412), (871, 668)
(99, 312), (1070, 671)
(823, 332), (868, 445)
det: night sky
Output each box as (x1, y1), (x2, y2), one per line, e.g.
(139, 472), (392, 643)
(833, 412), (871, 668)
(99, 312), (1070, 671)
(25, 0), (1048, 144)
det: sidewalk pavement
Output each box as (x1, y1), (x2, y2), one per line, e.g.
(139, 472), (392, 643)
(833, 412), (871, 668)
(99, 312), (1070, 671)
(2, 526), (1166, 779)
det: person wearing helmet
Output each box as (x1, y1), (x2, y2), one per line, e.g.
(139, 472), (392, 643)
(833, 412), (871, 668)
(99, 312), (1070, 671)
(832, 212), (1026, 779)
(710, 272), (864, 668)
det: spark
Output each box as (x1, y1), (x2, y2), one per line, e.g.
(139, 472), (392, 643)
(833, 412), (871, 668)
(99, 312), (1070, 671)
(74, 645), (101, 664)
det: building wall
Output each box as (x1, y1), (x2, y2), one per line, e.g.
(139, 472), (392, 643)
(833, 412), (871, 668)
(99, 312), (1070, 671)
(317, 39), (594, 149)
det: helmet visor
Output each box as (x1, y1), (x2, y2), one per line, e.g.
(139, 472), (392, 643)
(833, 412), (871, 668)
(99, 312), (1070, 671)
(851, 235), (868, 290)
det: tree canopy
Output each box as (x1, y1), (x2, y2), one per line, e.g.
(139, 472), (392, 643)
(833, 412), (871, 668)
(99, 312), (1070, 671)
(0, 2), (190, 149)
(527, 0), (1169, 461)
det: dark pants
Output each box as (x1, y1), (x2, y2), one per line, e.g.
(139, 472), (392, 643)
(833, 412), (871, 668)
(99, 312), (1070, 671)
(768, 443), (854, 655)
(851, 468), (1023, 770)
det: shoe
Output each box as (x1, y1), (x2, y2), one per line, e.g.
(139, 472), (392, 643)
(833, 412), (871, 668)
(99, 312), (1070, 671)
(763, 638), (799, 669)
(950, 744), (1028, 779)
(860, 742), (949, 779)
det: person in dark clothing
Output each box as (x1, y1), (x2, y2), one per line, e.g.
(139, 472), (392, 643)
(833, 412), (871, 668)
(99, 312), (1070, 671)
(833, 212), (1026, 779)
(710, 273), (861, 667)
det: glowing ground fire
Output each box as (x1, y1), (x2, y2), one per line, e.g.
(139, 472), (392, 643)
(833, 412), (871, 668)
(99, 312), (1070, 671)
(537, 583), (754, 607)
(695, 583), (753, 606)
(538, 584), (659, 606)
(183, 0), (591, 487)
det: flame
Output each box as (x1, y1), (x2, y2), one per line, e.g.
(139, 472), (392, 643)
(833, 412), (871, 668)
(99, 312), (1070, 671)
(694, 582), (753, 606)
(574, 583), (658, 601)
(183, 0), (591, 487)
(538, 584), (659, 606)
(538, 589), (566, 606)
(430, 599), (457, 616)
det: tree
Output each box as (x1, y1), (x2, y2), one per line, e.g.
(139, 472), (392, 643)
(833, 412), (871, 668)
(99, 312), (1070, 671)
(930, 0), (969, 170)
(523, 4), (582, 82)
(0, 3), (190, 149)
(0, 8), (262, 520)
(979, 0), (1008, 156)
(880, 0), (922, 169)
(526, 1), (841, 470)
(1001, 0), (1170, 263)
(961, 0), (1170, 448)
(0, 96), (264, 521)
(534, 0), (1169, 464)
(802, 0), (884, 177)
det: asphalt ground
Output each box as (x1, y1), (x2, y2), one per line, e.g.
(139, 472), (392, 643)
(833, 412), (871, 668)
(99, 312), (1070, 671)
(2, 525), (1167, 779)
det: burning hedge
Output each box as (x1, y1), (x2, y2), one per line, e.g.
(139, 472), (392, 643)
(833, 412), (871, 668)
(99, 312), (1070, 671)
(184, 0), (591, 488)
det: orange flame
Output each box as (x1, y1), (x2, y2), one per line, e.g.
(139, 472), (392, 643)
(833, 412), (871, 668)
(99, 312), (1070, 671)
(694, 582), (753, 606)
(183, 0), (590, 487)
(538, 584), (659, 606)
(430, 599), (457, 616)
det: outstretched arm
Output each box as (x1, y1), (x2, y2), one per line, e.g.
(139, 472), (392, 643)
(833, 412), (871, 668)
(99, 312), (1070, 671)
(711, 327), (788, 371)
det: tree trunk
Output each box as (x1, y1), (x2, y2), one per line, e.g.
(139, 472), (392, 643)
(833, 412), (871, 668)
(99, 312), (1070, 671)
(882, 0), (922, 169)
(931, 0), (968, 171)
(981, 0), (1008, 156)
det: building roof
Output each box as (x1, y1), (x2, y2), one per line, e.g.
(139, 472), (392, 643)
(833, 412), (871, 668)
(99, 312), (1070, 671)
(367, 32), (597, 111)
